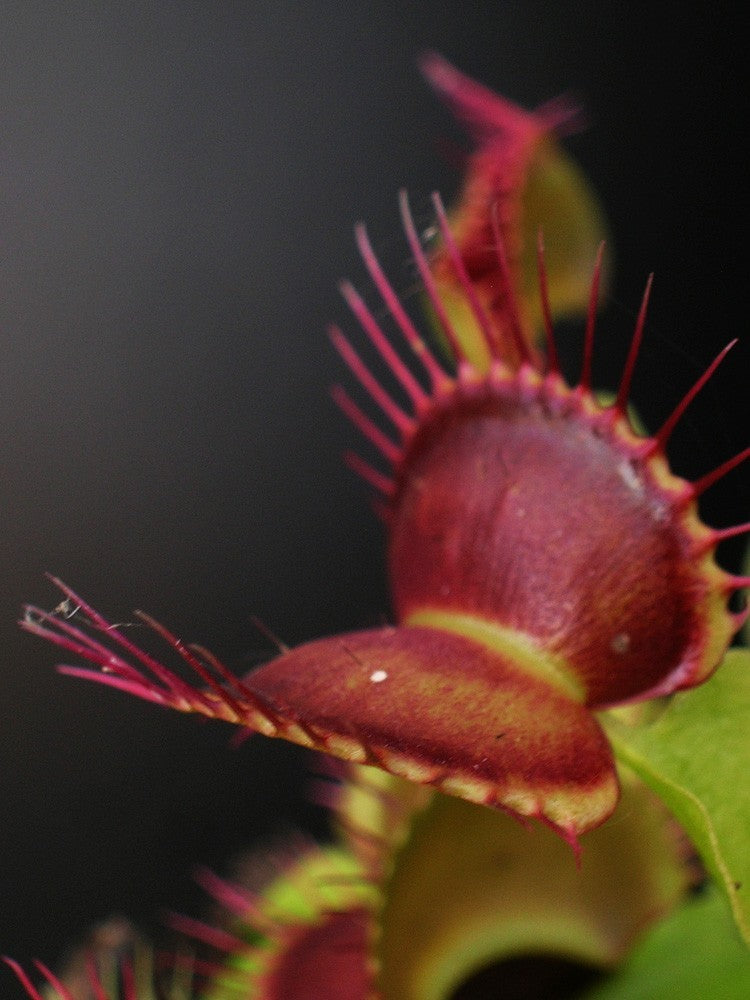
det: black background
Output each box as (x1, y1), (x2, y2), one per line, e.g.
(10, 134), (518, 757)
(1, 1), (746, 983)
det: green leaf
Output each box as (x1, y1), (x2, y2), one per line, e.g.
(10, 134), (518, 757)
(583, 887), (750, 1000)
(606, 648), (750, 945)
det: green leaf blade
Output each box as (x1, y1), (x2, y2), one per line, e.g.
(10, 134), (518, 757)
(606, 648), (750, 944)
(584, 887), (750, 1000)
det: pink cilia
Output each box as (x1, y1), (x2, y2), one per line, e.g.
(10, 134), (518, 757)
(3, 954), (137, 1000)
(4, 845), (376, 999)
(418, 51), (609, 370)
(22, 190), (749, 849)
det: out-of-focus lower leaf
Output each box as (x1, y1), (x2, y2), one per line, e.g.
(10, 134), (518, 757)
(376, 772), (687, 1000)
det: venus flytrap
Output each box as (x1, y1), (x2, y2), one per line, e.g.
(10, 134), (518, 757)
(21, 191), (748, 846)
(9, 56), (750, 999)
(418, 51), (609, 370)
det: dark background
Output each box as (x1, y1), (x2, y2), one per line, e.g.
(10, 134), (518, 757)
(1, 1), (745, 982)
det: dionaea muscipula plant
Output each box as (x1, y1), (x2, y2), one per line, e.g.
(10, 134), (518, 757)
(417, 51), (609, 370)
(19, 184), (749, 844)
(5, 845), (380, 1000)
(1, 766), (694, 1000)
(9, 53), (750, 999)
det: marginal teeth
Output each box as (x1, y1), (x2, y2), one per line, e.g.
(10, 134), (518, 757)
(323, 734), (369, 763)
(248, 711), (278, 737)
(378, 752), (441, 784)
(281, 723), (316, 747)
(438, 774), (496, 806)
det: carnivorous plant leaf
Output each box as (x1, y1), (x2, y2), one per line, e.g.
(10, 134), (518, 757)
(375, 770), (689, 1000)
(582, 885), (750, 1000)
(421, 51), (609, 369)
(605, 648), (750, 945)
